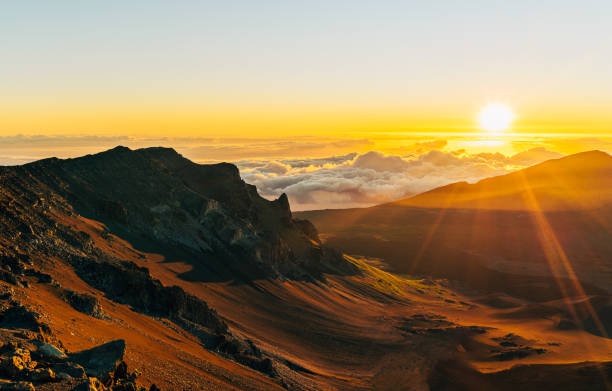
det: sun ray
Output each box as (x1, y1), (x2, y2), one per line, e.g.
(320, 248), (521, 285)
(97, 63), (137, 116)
(516, 170), (612, 388)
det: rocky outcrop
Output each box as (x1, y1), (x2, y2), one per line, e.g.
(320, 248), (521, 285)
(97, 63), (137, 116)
(0, 306), (51, 337)
(0, 300), (142, 390)
(67, 254), (228, 343)
(19, 146), (357, 281)
(59, 289), (105, 319)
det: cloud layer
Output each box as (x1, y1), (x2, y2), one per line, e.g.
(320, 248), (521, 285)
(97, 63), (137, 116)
(238, 147), (564, 210)
(2, 134), (609, 211)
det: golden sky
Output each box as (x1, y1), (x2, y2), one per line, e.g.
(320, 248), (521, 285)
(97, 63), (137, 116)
(2, 2), (611, 144)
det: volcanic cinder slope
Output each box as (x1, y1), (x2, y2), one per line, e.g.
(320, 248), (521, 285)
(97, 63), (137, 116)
(0, 147), (611, 390)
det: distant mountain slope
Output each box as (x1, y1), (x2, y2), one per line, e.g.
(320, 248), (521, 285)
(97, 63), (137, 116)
(298, 151), (612, 298)
(394, 150), (612, 210)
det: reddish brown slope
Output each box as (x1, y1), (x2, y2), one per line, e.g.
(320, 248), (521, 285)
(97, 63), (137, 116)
(66, 212), (612, 390)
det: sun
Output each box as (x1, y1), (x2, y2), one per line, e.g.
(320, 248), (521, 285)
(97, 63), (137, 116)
(478, 103), (515, 133)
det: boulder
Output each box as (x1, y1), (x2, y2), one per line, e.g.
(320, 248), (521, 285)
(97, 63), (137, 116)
(69, 340), (125, 381)
(37, 344), (66, 360)
(50, 362), (86, 379)
(29, 367), (54, 382)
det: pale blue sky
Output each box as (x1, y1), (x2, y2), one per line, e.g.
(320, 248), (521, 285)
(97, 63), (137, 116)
(1, 1), (611, 135)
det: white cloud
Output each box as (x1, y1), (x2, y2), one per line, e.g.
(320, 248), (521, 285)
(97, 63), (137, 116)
(0, 135), (575, 211)
(239, 148), (566, 211)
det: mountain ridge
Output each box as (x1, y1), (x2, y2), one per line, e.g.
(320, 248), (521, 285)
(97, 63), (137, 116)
(297, 149), (612, 298)
(391, 149), (612, 211)
(15, 145), (356, 282)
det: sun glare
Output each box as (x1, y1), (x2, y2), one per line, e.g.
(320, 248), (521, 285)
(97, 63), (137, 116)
(478, 103), (515, 133)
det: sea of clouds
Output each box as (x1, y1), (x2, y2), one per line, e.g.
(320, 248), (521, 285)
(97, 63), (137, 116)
(236, 147), (564, 210)
(1, 134), (610, 210)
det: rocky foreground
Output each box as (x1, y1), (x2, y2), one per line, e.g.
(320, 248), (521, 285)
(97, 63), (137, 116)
(0, 275), (148, 391)
(0, 146), (359, 390)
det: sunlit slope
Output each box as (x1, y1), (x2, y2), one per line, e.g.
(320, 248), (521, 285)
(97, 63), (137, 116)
(297, 151), (612, 297)
(394, 150), (612, 210)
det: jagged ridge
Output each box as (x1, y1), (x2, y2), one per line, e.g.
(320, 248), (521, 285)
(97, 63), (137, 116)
(19, 146), (356, 281)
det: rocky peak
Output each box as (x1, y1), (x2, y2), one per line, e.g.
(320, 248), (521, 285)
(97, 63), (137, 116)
(17, 146), (356, 281)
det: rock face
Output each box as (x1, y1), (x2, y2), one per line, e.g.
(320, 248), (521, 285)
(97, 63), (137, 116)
(20, 146), (356, 281)
(59, 289), (105, 319)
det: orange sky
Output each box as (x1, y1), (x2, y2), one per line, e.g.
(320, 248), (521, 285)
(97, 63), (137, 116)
(2, 2), (611, 146)
(3, 101), (612, 140)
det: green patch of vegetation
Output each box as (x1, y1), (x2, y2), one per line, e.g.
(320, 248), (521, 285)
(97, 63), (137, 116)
(344, 255), (433, 297)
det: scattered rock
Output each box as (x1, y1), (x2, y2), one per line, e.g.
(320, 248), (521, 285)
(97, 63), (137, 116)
(0, 287), (14, 300)
(12, 348), (32, 365)
(493, 333), (531, 348)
